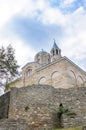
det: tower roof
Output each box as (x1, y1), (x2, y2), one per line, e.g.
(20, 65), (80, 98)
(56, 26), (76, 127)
(52, 40), (59, 49)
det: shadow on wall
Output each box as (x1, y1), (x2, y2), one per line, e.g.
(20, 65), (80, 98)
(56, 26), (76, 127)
(0, 92), (10, 119)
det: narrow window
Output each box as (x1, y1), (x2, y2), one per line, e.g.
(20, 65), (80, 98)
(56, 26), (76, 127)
(27, 69), (32, 76)
(56, 49), (58, 54)
(53, 50), (55, 55)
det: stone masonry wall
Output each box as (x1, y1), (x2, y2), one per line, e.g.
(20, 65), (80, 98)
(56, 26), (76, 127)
(8, 85), (86, 129)
(9, 85), (54, 130)
(0, 85), (86, 129)
(10, 57), (86, 90)
(24, 59), (68, 88)
(0, 92), (10, 119)
(0, 119), (28, 130)
(53, 87), (86, 128)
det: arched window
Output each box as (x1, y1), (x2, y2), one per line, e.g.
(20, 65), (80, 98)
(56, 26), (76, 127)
(78, 76), (84, 87)
(38, 77), (46, 84)
(56, 49), (58, 55)
(27, 69), (32, 76)
(69, 70), (76, 86)
(51, 71), (60, 87)
(53, 50), (55, 55)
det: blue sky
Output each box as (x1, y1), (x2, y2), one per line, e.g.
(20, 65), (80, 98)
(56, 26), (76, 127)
(0, 0), (86, 72)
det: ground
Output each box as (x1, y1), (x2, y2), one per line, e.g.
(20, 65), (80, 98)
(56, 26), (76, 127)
(55, 126), (82, 130)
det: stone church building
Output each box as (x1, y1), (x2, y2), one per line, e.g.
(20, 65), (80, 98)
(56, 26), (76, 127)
(0, 41), (86, 130)
(11, 40), (86, 89)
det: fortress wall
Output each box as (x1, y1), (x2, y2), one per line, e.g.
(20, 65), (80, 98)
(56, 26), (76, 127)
(0, 85), (86, 129)
(53, 87), (86, 127)
(8, 85), (86, 129)
(0, 119), (28, 130)
(8, 85), (54, 130)
(0, 92), (10, 119)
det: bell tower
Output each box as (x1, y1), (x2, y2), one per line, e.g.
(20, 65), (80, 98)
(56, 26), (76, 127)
(50, 40), (61, 62)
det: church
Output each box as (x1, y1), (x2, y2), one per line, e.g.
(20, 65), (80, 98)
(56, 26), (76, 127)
(1, 41), (86, 130)
(10, 40), (86, 89)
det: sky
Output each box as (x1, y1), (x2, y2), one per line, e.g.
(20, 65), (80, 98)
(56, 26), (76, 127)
(0, 0), (86, 90)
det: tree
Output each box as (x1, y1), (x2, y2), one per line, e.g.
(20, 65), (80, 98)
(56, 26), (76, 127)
(0, 44), (19, 90)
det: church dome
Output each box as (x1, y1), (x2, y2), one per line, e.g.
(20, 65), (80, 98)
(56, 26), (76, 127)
(35, 49), (50, 65)
(36, 49), (49, 55)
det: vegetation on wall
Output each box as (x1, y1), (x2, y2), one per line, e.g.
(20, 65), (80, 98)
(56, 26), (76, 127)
(56, 104), (76, 128)
(57, 103), (76, 117)
(55, 126), (82, 130)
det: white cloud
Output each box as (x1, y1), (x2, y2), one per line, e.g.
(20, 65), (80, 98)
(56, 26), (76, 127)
(37, 4), (86, 64)
(0, 0), (42, 29)
(62, 0), (75, 6)
(0, 35), (36, 68)
(37, 2), (86, 66)
(38, 7), (67, 26)
(0, 0), (42, 68)
(0, 0), (86, 94)
(59, 0), (76, 9)
(0, 0), (86, 71)
(60, 7), (86, 61)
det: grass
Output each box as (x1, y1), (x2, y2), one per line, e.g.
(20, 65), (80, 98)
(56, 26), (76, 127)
(55, 126), (82, 130)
